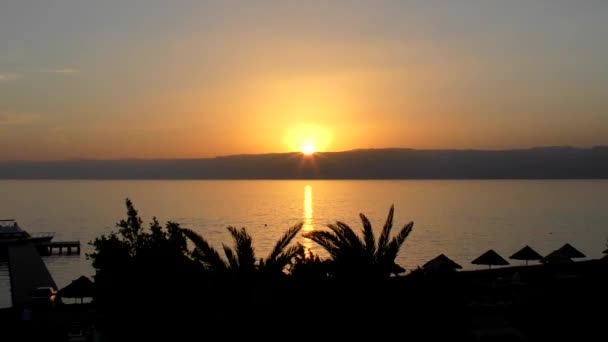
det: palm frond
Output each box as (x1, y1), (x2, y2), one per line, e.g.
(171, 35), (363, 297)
(360, 213), (376, 257)
(377, 205), (395, 255)
(223, 244), (239, 270)
(267, 222), (303, 263)
(305, 205), (415, 280)
(303, 230), (342, 259)
(191, 247), (204, 262)
(335, 221), (364, 251)
(268, 243), (305, 273)
(326, 223), (352, 247)
(227, 226), (256, 272)
(182, 228), (227, 271)
(383, 221), (413, 263)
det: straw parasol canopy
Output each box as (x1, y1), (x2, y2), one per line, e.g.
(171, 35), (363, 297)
(472, 249), (509, 269)
(423, 254), (462, 272)
(542, 244), (585, 264)
(556, 243), (586, 259)
(509, 245), (543, 265)
(541, 250), (574, 264)
(58, 276), (94, 303)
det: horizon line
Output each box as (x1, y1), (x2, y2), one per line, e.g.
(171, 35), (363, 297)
(1, 145), (607, 163)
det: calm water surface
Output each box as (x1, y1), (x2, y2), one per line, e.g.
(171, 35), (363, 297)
(1, 180), (607, 308)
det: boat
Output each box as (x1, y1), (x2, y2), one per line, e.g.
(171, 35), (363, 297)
(0, 219), (54, 258)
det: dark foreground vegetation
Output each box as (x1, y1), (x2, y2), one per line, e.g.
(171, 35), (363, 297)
(3, 199), (607, 341)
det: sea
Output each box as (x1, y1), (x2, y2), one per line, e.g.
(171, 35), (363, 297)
(1, 179), (607, 308)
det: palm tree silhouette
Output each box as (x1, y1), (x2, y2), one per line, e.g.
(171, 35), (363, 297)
(303, 205), (413, 279)
(182, 223), (304, 279)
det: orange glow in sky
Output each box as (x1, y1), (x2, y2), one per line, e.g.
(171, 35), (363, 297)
(1, 2), (607, 160)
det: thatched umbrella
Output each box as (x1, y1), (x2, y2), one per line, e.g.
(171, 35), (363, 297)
(509, 245), (543, 266)
(58, 276), (94, 304)
(541, 250), (575, 264)
(542, 244), (585, 264)
(472, 249), (509, 269)
(423, 254), (462, 272)
(556, 243), (586, 259)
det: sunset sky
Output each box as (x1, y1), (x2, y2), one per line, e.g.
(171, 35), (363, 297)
(1, 1), (607, 160)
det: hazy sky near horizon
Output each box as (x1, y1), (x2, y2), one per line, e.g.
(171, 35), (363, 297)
(1, 0), (607, 160)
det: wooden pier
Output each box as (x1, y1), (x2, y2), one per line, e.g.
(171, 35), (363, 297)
(7, 242), (57, 307)
(37, 241), (81, 256)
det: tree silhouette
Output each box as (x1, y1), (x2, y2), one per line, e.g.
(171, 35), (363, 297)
(89, 199), (192, 284)
(303, 205), (413, 279)
(182, 223), (304, 279)
(88, 198), (198, 337)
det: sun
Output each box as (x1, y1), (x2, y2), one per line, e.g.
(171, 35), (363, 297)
(302, 143), (315, 155)
(285, 124), (331, 154)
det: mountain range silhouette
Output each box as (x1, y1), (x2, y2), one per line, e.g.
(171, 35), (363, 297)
(1, 146), (606, 179)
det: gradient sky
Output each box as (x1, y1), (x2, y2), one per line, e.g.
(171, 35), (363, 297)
(1, 0), (607, 160)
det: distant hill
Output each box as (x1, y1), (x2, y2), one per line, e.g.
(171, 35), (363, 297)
(1, 146), (607, 179)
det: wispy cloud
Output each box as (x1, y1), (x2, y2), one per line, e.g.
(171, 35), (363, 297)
(0, 73), (22, 82)
(37, 68), (77, 74)
(0, 112), (40, 126)
(0, 68), (77, 82)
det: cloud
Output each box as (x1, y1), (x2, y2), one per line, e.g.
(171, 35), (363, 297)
(0, 73), (22, 82)
(38, 68), (77, 74)
(0, 69), (76, 82)
(0, 112), (40, 126)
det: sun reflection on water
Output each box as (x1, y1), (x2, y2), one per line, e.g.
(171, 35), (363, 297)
(303, 184), (314, 256)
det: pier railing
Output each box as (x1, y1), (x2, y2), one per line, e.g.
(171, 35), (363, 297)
(37, 241), (81, 256)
